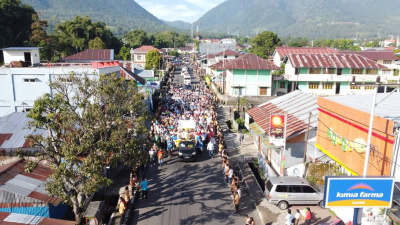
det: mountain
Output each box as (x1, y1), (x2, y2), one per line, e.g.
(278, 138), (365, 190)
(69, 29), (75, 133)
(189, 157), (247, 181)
(22, 0), (172, 35)
(163, 20), (192, 30)
(198, 0), (400, 39)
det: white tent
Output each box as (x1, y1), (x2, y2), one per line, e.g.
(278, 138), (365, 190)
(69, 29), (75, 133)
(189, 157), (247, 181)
(178, 120), (196, 129)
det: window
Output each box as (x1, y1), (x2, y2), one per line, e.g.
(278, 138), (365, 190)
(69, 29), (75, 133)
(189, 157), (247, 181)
(23, 78), (36, 82)
(308, 83), (319, 89)
(366, 69), (377, 75)
(352, 69), (362, 74)
(295, 68), (300, 75)
(383, 60), (392, 65)
(259, 87), (267, 95)
(382, 69), (392, 74)
(309, 68), (321, 74)
(288, 185), (302, 193)
(279, 82), (286, 88)
(365, 86), (374, 90)
(302, 186), (316, 193)
(324, 68), (335, 74)
(350, 85), (361, 89)
(275, 185), (288, 192)
(337, 68), (342, 75)
(234, 88), (243, 95)
(323, 83), (333, 89)
(136, 55), (142, 61)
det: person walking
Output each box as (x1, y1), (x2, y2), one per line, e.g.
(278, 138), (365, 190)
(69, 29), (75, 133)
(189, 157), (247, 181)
(157, 149), (164, 167)
(119, 197), (127, 218)
(228, 167), (234, 187)
(305, 207), (312, 225)
(229, 107), (232, 118)
(207, 140), (214, 158)
(140, 178), (148, 200)
(239, 131), (245, 146)
(149, 148), (155, 166)
(233, 191), (240, 215)
(294, 209), (301, 225)
(285, 209), (293, 225)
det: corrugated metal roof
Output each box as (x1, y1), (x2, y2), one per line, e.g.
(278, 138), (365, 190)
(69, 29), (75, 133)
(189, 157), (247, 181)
(339, 51), (399, 61)
(247, 90), (318, 138)
(120, 66), (146, 85)
(63, 49), (112, 61)
(286, 53), (387, 69)
(0, 113), (48, 149)
(275, 47), (337, 59)
(3, 212), (43, 224)
(224, 53), (281, 70)
(215, 49), (241, 56)
(0, 212), (75, 225)
(325, 93), (400, 124)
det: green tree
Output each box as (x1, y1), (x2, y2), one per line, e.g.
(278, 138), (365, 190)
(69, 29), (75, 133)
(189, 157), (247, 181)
(123, 29), (149, 48)
(0, 0), (36, 48)
(168, 49), (179, 57)
(88, 37), (106, 49)
(145, 49), (161, 70)
(288, 37), (309, 47)
(250, 31), (282, 59)
(25, 14), (54, 61)
(54, 16), (119, 56)
(365, 40), (380, 47)
(23, 73), (149, 224)
(118, 45), (131, 60)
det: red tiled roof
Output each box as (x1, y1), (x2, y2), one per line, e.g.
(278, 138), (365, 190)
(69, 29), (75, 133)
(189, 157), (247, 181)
(133, 45), (161, 53)
(275, 47), (337, 59)
(204, 54), (216, 59)
(224, 53), (281, 70)
(0, 134), (12, 146)
(286, 53), (387, 69)
(63, 49), (113, 60)
(339, 51), (398, 61)
(215, 49), (241, 56)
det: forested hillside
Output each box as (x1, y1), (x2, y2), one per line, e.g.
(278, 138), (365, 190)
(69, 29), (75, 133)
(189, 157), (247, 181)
(22, 0), (172, 35)
(198, 0), (400, 38)
(163, 20), (192, 30)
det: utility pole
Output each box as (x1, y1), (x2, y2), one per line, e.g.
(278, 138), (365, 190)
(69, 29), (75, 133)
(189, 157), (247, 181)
(303, 112), (312, 163)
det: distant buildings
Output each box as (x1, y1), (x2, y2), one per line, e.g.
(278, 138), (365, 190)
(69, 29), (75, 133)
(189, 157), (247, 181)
(199, 39), (237, 55)
(130, 45), (162, 68)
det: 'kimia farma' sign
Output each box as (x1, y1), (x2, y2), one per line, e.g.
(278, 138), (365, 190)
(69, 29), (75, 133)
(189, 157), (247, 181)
(324, 177), (394, 208)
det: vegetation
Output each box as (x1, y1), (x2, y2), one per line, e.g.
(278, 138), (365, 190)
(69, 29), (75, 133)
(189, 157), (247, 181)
(22, 73), (149, 224)
(22, 0), (173, 35)
(0, 0), (36, 48)
(313, 39), (361, 51)
(198, 0), (400, 39)
(250, 31), (282, 59)
(145, 49), (162, 70)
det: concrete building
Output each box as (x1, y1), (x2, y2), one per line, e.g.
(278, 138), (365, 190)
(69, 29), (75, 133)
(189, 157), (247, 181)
(272, 47), (337, 67)
(276, 53), (397, 96)
(199, 40), (236, 55)
(0, 48), (121, 117)
(130, 45), (162, 68)
(2, 47), (41, 67)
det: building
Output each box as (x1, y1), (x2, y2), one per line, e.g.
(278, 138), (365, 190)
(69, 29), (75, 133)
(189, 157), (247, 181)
(339, 50), (400, 76)
(2, 47), (41, 67)
(130, 45), (162, 68)
(0, 212), (75, 225)
(0, 160), (68, 219)
(199, 40), (237, 55)
(0, 48), (121, 117)
(316, 93), (400, 176)
(277, 53), (396, 96)
(245, 90), (320, 176)
(272, 47), (337, 67)
(62, 49), (114, 63)
(0, 112), (48, 157)
(223, 53), (281, 96)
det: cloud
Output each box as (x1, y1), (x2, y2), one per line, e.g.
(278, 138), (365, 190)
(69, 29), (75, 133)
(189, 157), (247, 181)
(137, 0), (226, 22)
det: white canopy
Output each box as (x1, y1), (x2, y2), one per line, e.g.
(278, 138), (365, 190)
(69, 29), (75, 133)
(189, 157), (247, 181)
(178, 120), (196, 129)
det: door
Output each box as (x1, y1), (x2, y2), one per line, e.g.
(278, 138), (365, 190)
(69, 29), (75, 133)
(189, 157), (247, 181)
(335, 83), (341, 94)
(287, 82), (292, 93)
(24, 52), (31, 63)
(259, 87), (267, 95)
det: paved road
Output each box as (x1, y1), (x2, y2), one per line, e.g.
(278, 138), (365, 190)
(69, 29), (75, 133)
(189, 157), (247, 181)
(132, 66), (259, 225)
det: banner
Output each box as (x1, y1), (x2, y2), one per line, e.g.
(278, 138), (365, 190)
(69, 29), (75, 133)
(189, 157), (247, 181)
(324, 176), (394, 208)
(269, 115), (286, 146)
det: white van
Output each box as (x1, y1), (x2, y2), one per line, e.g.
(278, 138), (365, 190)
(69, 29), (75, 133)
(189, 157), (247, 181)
(183, 73), (191, 85)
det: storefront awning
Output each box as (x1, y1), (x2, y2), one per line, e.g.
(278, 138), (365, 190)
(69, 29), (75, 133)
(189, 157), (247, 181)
(249, 123), (265, 136)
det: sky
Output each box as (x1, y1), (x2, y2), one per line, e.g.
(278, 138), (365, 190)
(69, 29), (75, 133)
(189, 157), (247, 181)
(136, 0), (226, 23)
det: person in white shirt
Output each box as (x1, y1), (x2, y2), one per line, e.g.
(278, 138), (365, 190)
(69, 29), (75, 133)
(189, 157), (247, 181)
(228, 168), (234, 185)
(294, 209), (301, 225)
(207, 141), (214, 158)
(285, 209), (293, 225)
(149, 149), (155, 166)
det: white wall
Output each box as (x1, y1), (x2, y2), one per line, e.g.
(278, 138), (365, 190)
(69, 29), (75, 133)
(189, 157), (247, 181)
(3, 49), (40, 65)
(285, 61), (295, 75)
(273, 52), (281, 67)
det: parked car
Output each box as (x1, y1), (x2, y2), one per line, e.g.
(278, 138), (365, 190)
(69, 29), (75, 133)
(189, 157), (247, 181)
(264, 176), (324, 210)
(318, 217), (345, 225)
(177, 140), (198, 162)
